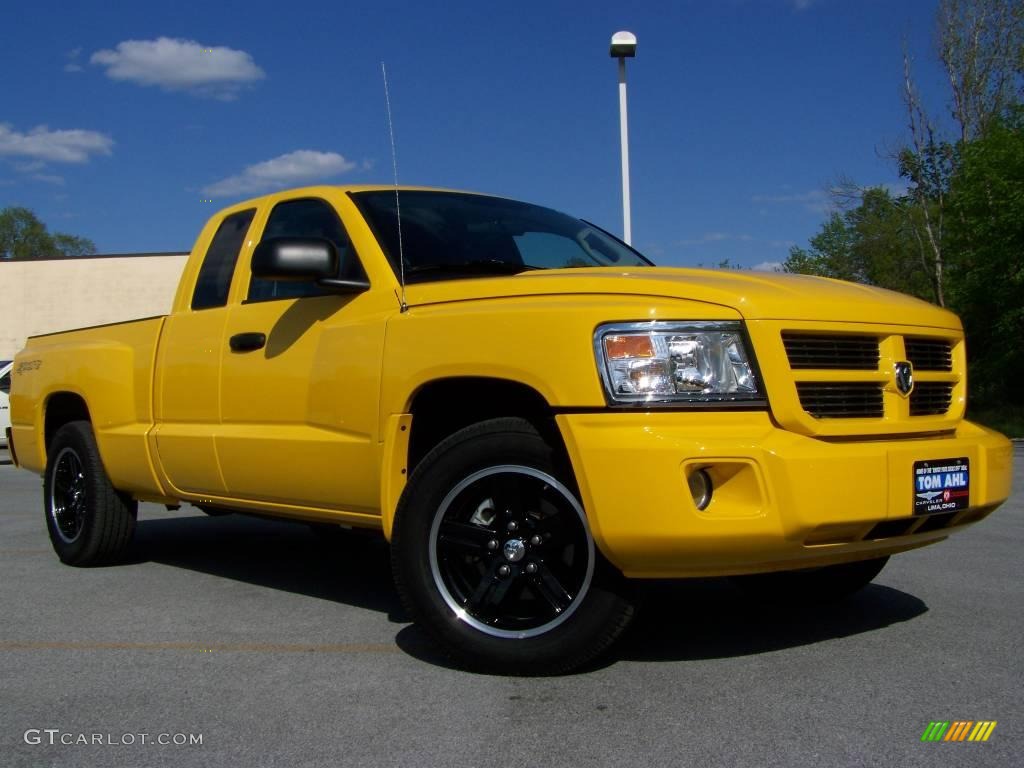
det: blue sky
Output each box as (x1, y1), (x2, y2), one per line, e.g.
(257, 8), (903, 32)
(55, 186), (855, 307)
(1, 0), (951, 268)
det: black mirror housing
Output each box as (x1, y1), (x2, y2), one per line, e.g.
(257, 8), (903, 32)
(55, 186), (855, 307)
(252, 238), (338, 281)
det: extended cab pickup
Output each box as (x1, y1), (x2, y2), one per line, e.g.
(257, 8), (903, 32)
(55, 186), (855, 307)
(7, 186), (1013, 673)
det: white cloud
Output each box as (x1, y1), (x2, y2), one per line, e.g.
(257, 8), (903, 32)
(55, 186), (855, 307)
(752, 189), (831, 214)
(64, 47), (84, 73)
(91, 37), (265, 99)
(675, 232), (795, 259)
(753, 261), (784, 272)
(677, 232), (755, 247)
(202, 150), (358, 198)
(756, 181), (910, 215)
(0, 124), (113, 164)
(752, 190), (825, 204)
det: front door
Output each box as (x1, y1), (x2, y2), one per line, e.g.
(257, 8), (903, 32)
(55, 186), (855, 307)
(214, 196), (386, 514)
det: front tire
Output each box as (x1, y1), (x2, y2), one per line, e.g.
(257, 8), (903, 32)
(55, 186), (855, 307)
(44, 421), (137, 566)
(391, 418), (634, 675)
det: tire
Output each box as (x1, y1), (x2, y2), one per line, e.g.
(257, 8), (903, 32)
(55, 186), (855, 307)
(732, 556), (890, 606)
(391, 417), (634, 675)
(44, 420), (137, 566)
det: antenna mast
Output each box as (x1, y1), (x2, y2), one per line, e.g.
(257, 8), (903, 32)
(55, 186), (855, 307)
(381, 62), (408, 313)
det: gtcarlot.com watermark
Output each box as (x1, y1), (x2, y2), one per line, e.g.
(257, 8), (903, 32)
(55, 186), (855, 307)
(24, 729), (203, 747)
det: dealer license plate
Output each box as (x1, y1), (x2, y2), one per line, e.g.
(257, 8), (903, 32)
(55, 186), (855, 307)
(913, 458), (970, 515)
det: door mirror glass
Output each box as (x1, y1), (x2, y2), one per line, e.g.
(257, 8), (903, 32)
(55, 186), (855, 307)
(251, 238), (338, 281)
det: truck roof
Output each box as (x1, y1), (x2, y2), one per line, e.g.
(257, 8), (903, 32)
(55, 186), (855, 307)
(223, 184), (506, 211)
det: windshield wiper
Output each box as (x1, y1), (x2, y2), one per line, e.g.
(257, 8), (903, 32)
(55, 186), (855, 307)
(404, 259), (545, 276)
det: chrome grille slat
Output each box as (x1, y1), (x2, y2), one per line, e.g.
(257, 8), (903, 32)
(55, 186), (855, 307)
(905, 338), (953, 371)
(910, 382), (954, 416)
(795, 383), (884, 419)
(782, 333), (879, 370)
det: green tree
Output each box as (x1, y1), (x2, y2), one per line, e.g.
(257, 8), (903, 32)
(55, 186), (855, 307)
(783, 188), (935, 300)
(893, 0), (1024, 306)
(784, 212), (860, 281)
(939, 0), (1024, 143)
(786, 0), (1023, 413)
(52, 233), (98, 257)
(0, 207), (96, 260)
(946, 109), (1024, 405)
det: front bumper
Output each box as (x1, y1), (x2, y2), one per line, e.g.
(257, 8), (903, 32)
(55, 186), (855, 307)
(557, 412), (1012, 578)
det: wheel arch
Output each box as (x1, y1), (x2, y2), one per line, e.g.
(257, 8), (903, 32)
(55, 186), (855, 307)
(44, 391), (92, 451)
(380, 376), (572, 539)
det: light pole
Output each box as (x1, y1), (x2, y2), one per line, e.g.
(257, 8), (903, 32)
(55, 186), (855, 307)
(610, 31), (637, 245)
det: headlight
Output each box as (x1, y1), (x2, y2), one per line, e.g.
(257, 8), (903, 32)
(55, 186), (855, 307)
(595, 321), (762, 405)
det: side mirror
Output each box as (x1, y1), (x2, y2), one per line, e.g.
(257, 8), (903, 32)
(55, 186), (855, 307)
(251, 238), (370, 294)
(252, 238), (337, 281)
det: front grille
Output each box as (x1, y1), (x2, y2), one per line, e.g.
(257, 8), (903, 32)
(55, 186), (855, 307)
(910, 382), (954, 416)
(795, 382), (884, 418)
(805, 505), (996, 546)
(915, 511), (958, 533)
(865, 519), (918, 539)
(782, 333), (879, 370)
(905, 338), (953, 371)
(777, 325), (960, 430)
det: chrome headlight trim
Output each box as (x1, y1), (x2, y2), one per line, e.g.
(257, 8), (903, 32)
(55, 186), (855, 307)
(593, 320), (768, 407)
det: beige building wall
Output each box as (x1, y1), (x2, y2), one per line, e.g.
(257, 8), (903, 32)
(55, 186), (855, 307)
(0, 254), (189, 360)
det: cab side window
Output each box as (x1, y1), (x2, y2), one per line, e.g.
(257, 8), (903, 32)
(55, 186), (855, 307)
(0, 369), (10, 395)
(248, 198), (365, 302)
(191, 209), (256, 310)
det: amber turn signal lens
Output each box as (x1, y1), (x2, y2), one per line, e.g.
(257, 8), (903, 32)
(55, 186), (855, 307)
(604, 334), (655, 360)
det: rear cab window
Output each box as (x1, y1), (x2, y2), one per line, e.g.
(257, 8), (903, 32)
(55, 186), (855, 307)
(191, 209), (256, 310)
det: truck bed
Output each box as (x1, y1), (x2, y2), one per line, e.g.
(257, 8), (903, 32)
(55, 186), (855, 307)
(10, 316), (168, 496)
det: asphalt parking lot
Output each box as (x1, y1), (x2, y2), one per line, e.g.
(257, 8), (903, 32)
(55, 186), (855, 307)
(0, 444), (1021, 768)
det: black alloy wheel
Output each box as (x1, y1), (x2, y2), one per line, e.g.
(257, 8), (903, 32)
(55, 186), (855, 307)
(429, 464), (594, 638)
(44, 421), (137, 566)
(391, 417), (634, 675)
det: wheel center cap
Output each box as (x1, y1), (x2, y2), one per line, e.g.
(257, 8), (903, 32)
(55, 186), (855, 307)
(503, 539), (526, 562)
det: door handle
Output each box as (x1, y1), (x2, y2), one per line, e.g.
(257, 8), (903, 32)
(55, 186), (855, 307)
(229, 332), (267, 352)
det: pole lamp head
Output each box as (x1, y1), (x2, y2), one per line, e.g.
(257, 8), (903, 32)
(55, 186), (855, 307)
(610, 31), (637, 58)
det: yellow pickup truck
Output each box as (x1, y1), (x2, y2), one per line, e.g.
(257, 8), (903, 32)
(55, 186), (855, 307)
(7, 185), (1013, 673)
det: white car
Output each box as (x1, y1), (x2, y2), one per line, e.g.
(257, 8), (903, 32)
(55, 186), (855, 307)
(0, 361), (11, 448)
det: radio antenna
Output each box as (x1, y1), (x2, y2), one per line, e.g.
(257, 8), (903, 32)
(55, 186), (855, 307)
(381, 62), (408, 313)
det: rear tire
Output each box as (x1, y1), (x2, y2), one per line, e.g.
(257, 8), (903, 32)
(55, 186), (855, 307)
(391, 417), (634, 675)
(44, 421), (137, 566)
(732, 556), (890, 605)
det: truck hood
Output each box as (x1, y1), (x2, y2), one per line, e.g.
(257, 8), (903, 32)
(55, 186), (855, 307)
(402, 266), (960, 329)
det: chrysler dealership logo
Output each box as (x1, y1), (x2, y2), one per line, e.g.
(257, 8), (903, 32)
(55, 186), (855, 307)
(894, 361), (914, 396)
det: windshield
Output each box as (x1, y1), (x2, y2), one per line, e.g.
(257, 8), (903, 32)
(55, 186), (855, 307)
(351, 191), (653, 283)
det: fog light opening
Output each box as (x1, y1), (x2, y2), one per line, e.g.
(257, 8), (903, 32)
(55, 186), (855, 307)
(688, 469), (713, 511)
